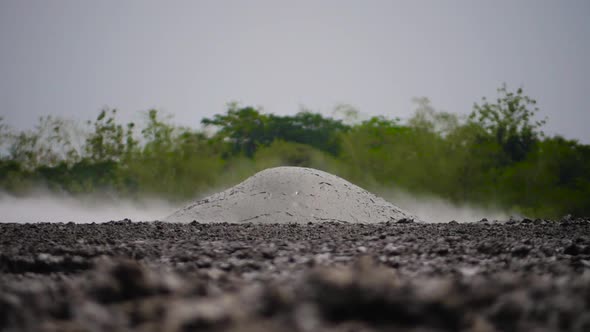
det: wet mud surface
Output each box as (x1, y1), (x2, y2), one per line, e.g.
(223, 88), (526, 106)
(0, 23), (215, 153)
(2, 219), (590, 331)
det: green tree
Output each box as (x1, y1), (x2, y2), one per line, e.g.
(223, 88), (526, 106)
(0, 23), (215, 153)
(122, 109), (223, 199)
(339, 116), (408, 187)
(8, 116), (82, 169)
(85, 109), (137, 162)
(203, 103), (349, 157)
(141, 109), (174, 154)
(409, 97), (459, 136)
(202, 104), (269, 157)
(470, 84), (546, 164)
(0, 117), (9, 156)
(266, 111), (349, 156)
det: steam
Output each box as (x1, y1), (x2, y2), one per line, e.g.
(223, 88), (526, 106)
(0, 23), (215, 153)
(381, 190), (513, 223)
(0, 188), (513, 224)
(0, 191), (179, 223)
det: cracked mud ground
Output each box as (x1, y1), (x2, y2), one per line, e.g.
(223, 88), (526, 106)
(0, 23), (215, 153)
(1, 219), (590, 332)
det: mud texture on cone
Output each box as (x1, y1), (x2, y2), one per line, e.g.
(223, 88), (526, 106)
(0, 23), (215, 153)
(167, 167), (415, 224)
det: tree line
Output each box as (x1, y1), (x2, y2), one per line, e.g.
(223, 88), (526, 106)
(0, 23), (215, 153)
(0, 85), (588, 218)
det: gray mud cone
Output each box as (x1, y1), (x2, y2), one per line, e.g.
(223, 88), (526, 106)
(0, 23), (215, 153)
(166, 166), (416, 224)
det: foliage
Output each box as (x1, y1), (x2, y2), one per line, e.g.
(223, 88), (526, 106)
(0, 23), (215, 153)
(0, 117), (9, 150)
(470, 84), (546, 164)
(85, 109), (136, 162)
(409, 97), (459, 136)
(202, 103), (349, 157)
(0, 85), (588, 218)
(202, 104), (269, 158)
(254, 140), (342, 172)
(126, 112), (224, 199)
(7, 116), (82, 169)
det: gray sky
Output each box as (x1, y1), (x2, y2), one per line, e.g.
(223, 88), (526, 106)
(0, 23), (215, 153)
(1, 0), (589, 142)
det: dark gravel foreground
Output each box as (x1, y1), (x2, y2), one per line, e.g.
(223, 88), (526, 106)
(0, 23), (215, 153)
(1, 219), (590, 332)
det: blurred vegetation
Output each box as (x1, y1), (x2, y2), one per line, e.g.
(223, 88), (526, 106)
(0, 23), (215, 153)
(0, 85), (588, 218)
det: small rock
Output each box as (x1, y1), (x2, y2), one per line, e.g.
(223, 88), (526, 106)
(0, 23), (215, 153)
(313, 253), (332, 265)
(261, 248), (276, 259)
(384, 243), (402, 256)
(564, 244), (580, 256)
(511, 245), (531, 257)
(206, 268), (225, 280)
(196, 256), (213, 268)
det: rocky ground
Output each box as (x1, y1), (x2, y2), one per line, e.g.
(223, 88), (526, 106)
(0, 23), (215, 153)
(1, 218), (590, 332)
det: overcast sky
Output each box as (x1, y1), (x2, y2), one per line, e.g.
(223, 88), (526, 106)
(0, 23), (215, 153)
(1, 0), (589, 142)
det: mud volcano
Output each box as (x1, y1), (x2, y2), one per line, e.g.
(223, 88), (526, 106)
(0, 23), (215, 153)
(166, 167), (415, 223)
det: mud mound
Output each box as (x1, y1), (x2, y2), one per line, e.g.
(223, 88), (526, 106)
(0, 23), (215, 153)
(166, 167), (415, 223)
